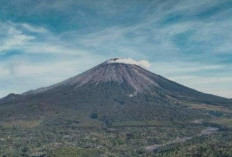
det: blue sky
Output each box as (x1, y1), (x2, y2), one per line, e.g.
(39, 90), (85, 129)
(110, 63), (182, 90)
(0, 0), (232, 98)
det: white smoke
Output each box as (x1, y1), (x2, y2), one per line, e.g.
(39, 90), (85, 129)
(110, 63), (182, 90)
(107, 58), (151, 68)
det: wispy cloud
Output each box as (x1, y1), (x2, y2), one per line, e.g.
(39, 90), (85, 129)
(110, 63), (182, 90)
(0, 22), (35, 52)
(0, 21), (107, 97)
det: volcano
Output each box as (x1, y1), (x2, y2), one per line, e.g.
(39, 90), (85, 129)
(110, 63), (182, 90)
(0, 58), (231, 124)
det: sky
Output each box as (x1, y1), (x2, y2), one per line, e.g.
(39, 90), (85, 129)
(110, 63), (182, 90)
(0, 0), (232, 98)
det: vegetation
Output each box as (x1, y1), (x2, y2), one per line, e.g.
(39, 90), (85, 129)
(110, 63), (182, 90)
(0, 114), (232, 156)
(0, 90), (231, 156)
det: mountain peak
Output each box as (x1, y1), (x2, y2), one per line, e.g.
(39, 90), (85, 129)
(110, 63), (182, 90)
(2, 57), (231, 116)
(23, 59), (157, 95)
(19, 58), (231, 109)
(62, 60), (157, 92)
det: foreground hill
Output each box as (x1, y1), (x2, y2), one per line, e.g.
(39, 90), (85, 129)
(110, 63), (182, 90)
(0, 58), (231, 156)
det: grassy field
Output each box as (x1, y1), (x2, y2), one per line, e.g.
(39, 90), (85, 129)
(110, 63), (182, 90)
(1, 120), (42, 128)
(210, 117), (232, 127)
(188, 103), (232, 114)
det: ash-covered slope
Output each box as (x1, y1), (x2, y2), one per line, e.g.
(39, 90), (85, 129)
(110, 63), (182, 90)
(20, 58), (231, 106)
(0, 58), (231, 124)
(23, 58), (158, 95)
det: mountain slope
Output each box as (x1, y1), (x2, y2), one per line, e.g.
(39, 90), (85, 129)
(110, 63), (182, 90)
(0, 58), (231, 124)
